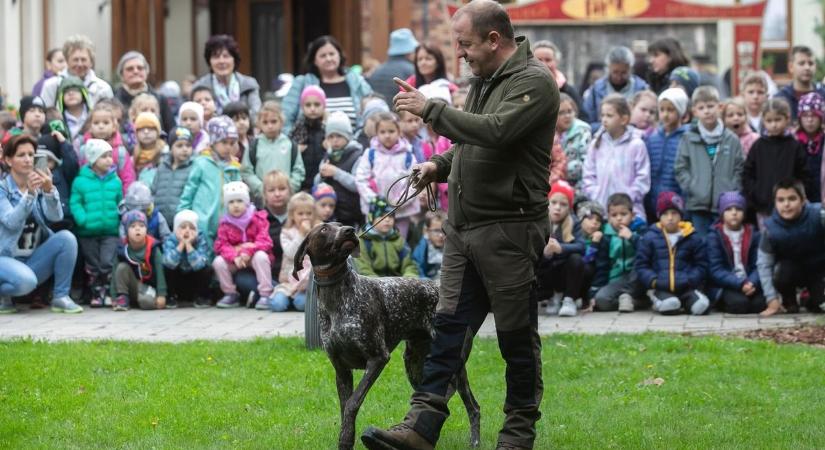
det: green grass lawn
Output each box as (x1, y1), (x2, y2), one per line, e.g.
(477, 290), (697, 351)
(1, 333), (824, 449)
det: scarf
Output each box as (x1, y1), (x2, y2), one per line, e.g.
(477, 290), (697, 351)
(699, 120), (725, 145)
(123, 83), (149, 97)
(795, 128), (825, 156)
(328, 147), (345, 163)
(290, 117), (323, 145)
(222, 205), (256, 242)
(135, 143), (162, 171)
(212, 73), (240, 109)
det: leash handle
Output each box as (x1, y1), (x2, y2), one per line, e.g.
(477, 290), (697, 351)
(358, 171), (438, 238)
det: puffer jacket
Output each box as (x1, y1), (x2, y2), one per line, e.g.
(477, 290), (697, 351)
(80, 131), (135, 195)
(354, 137), (421, 219)
(152, 153), (194, 226)
(424, 37), (558, 230)
(213, 208), (273, 263)
(69, 165), (123, 238)
(706, 223), (760, 300)
(644, 124), (687, 218)
(0, 176), (63, 257)
(177, 149), (242, 241)
(635, 221), (707, 293)
(354, 228), (419, 278)
(674, 124), (744, 213)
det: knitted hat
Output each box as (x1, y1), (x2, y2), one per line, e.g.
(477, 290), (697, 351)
(548, 180), (575, 207)
(387, 28), (419, 56)
(576, 201), (606, 222)
(362, 98), (390, 121)
(718, 191), (746, 213)
(419, 79), (453, 105)
(134, 111), (161, 131)
(207, 115), (239, 144)
(300, 85), (327, 108)
(312, 183), (337, 202)
(18, 96), (45, 121)
(36, 133), (63, 164)
(84, 138), (113, 166)
(325, 110), (353, 140)
(124, 181), (153, 212)
(798, 92), (825, 121)
(167, 126), (193, 145)
(122, 209), (147, 229)
(669, 66), (700, 98)
(368, 196), (392, 223)
(656, 191), (685, 218)
(223, 181), (250, 207)
(173, 209), (199, 232)
(658, 87), (689, 119)
(177, 101), (204, 127)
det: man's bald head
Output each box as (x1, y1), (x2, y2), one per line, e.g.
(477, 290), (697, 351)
(454, 0), (515, 43)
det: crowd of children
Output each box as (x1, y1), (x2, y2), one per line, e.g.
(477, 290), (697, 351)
(3, 43), (825, 320)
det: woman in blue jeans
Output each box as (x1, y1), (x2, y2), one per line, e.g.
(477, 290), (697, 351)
(0, 134), (82, 313)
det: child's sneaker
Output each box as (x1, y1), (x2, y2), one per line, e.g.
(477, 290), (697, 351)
(255, 296), (271, 310)
(246, 291), (257, 309)
(216, 293), (240, 308)
(558, 297), (578, 317)
(194, 297), (212, 308)
(690, 292), (710, 315)
(618, 294), (635, 313)
(544, 292), (563, 315)
(50, 296), (84, 314)
(0, 296), (16, 314)
(165, 295), (178, 309)
(89, 296), (104, 308)
(113, 295), (130, 311)
(658, 297), (681, 314)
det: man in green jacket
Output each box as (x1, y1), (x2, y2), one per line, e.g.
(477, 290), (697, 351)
(361, 1), (558, 450)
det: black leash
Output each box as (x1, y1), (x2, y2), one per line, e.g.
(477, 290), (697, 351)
(358, 169), (438, 238)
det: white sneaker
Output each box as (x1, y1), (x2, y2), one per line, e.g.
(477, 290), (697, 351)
(659, 297), (682, 313)
(558, 297), (578, 317)
(690, 292), (710, 315)
(545, 297), (562, 315)
(618, 293), (635, 312)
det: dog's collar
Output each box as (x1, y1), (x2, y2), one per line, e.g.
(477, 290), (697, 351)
(313, 263), (350, 286)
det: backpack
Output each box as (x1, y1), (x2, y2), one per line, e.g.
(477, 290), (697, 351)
(248, 137), (298, 172)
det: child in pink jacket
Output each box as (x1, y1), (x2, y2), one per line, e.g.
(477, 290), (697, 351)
(212, 181), (274, 309)
(355, 111), (420, 237)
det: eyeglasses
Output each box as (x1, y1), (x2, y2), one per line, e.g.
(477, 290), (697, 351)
(124, 65), (146, 72)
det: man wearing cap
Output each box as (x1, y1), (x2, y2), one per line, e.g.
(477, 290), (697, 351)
(362, 1), (558, 449)
(368, 28), (419, 107)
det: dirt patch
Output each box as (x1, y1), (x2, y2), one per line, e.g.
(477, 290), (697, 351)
(742, 326), (825, 347)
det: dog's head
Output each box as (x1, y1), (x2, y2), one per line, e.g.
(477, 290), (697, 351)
(292, 222), (360, 280)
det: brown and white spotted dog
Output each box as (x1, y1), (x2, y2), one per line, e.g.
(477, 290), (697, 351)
(293, 222), (481, 450)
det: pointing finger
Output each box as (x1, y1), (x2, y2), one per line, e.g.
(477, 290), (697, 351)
(394, 77), (416, 92)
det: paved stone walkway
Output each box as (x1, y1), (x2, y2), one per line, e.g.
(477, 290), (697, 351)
(0, 306), (819, 342)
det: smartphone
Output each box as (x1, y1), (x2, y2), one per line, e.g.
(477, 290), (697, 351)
(34, 154), (49, 172)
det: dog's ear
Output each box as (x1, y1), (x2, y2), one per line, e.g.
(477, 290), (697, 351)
(292, 233), (311, 280)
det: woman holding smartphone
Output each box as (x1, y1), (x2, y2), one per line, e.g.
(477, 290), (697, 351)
(0, 134), (82, 314)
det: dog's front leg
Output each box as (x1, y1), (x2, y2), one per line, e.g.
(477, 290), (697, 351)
(332, 362), (354, 423)
(338, 355), (389, 450)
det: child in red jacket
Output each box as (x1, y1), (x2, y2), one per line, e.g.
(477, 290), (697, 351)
(212, 181), (275, 309)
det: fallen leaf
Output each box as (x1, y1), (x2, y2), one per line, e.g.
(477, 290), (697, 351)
(151, 417), (159, 428)
(642, 377), (665, 387)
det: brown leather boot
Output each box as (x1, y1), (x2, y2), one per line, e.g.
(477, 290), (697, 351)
(361, 423), (434, 450)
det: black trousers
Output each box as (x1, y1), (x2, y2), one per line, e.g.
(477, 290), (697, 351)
(774, 261), (825, 312)
(403, 219), (548, 449)
(719, 289), (767, 314)
(536, 253), (592, 300)
(165, 267), (213, 302)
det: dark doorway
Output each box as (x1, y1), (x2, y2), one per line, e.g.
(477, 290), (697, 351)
(250, 1), (286, 92)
